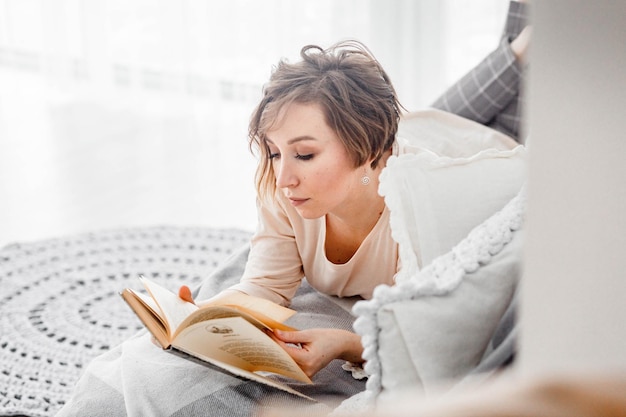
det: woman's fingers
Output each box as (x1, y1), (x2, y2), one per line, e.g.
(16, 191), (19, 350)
(273, 329), (304, 343)
(178, 285), (195, 304)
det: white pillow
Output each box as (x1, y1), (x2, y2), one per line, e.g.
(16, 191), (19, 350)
(377, 227), (522, 399)
(380, 109), (527, 275)
(353, 188), (526, 401)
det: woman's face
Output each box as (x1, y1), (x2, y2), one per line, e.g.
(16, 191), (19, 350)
(265, 102), (364, 219)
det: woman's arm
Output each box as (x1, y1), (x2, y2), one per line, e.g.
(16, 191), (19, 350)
(431, 1), (529, 141)
(227, 196), (305, 306)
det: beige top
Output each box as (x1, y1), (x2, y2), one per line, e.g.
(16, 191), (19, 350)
(229, 189), (398, 306)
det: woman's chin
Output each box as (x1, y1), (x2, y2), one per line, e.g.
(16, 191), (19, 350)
(294, 207), (325, 220)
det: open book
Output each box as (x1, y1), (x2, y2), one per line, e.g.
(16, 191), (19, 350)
(120, 276), (313, 399)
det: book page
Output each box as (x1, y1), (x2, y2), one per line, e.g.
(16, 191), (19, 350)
(120, 289), (170, 348)
(176, 303), (296, 338)
(173, 315), (311, 384)
(131, 289), (161, 316)
(140, 277), (199, 336)
(170, 347), (314, 401)
(200, 291), (296, 323)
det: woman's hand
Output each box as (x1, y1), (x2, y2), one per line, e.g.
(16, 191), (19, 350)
(269, 328), (364, 378)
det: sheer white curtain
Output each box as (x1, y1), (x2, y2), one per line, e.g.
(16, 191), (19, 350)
(0, 0), (508, 102)
(0, 0), (508, 245)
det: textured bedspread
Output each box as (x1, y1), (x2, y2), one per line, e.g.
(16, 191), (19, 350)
(0, 227), (244, 416)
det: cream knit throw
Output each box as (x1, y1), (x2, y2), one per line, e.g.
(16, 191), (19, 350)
(0, 226), (251, 417)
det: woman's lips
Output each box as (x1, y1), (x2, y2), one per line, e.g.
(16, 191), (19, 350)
(288, 197), (309, 207)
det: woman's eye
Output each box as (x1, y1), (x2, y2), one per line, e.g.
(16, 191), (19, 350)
(268, 151), (312, 161)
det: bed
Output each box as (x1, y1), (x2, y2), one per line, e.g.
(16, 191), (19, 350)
(0, 195), (524, 416)
(1, 110), (527, 416)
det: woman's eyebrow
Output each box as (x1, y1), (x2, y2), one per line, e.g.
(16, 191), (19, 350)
(265, 136), (318, 145)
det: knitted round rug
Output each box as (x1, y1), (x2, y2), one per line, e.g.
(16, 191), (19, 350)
(0, 226), (252, 417)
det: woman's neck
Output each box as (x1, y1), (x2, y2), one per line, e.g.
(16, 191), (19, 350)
(328, 187), (385, 231)
(324, 151), (391, 260)
(324, 188), (385, 264)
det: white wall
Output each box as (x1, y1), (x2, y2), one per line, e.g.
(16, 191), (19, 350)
(521, 1), (626, 375)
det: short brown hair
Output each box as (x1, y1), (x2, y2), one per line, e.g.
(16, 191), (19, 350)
(249, 40), (403, 200)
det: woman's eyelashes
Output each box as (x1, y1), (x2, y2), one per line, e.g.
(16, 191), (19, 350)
(268, 152), (314, 161)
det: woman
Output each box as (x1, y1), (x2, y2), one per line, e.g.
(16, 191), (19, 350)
(201, 1), (530, 379)
(221, 41), (403, 378)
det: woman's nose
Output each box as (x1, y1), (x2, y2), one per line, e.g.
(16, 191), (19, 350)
(275, 160), (298, 189)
